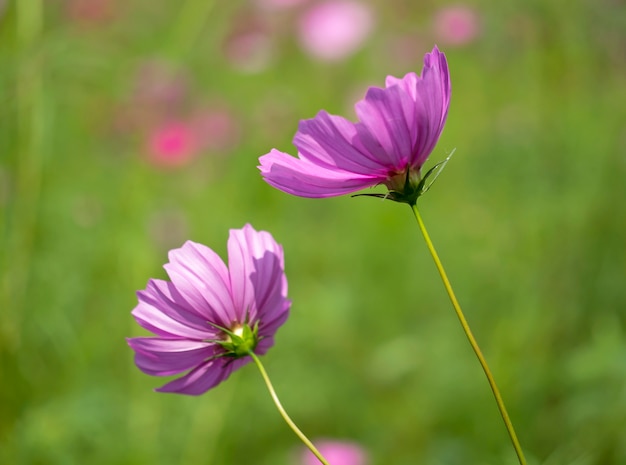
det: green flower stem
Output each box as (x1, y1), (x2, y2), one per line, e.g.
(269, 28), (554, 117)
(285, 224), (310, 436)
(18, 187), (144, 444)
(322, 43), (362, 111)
(410, 204), (527, 465)
(248, 352), (329, 465)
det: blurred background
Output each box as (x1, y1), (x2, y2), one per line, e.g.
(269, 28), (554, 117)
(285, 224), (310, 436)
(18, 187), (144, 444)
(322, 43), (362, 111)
(1, 0), (625, 464)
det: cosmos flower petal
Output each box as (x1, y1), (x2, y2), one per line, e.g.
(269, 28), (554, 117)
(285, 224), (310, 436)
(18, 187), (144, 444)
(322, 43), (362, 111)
(412, 46), (451, 162)
(132, 279), (217, 338)
(132, 301), (210, 339)
(354, 84), (416, 168)
(227, 224), (289, 325)
(242, 231), (287, 322)
(164, 241), (234, 327)
(295, 111), (389, 174)
(255, 262), (289, 327)
(378, 47), (450, 168)
(254, 335), (276, 355)
(155, 358), (249, 396)
(385, 71), (418, 99)
(259, 305), (290, 337)
(259, 149), (380, 198)
(128, 337), (216, 376)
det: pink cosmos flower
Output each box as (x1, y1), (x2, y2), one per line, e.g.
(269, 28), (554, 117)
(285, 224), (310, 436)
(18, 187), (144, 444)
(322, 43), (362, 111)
(258, 46), (450, 204)
(297, 0), (374, 62)
(300, 440), (368, 465)
(127, 224), (290, 395)
(433, 5), (481, 46)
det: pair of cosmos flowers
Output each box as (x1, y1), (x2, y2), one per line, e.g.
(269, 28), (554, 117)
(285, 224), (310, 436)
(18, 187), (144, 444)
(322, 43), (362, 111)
(128, 46), (451, 395)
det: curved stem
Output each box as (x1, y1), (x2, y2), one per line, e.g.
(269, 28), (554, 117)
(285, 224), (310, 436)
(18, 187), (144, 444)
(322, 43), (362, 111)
(248, 352), (329, 465)
(410, 204), (527, 465)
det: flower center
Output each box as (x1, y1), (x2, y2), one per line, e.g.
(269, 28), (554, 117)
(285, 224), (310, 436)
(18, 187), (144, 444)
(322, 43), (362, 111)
(228, 325), (245, 340)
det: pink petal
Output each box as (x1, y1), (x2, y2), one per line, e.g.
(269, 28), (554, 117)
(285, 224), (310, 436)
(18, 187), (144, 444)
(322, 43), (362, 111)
(128, 337), (216, 376)
(255, 335), (275, 355)
(354, 84), (416, 169)
(259, 149), (379, 198)
(411, 46), (451, 164)
(258, 303), (290, 338)
(227, 225), (291, 335)
(227, 225), (265, 322)
(156, 357), (250, 395)
(132, 279), (216, 338)
(295, 111), (388, 174)
(164, 241), (235, 327)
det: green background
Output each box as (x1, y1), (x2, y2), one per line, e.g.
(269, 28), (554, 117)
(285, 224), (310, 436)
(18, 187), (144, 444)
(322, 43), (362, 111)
(1, 0), (625, 464)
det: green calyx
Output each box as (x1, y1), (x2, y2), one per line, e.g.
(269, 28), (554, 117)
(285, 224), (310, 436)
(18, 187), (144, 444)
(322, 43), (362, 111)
(352, 151), (455, 206)
(214, 322), (260, 358)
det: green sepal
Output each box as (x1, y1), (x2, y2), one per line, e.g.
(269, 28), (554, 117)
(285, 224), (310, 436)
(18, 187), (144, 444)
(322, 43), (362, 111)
(352, 150), (455, 206)
(210, 321), (260, 358)
(416, 149), (455, 197)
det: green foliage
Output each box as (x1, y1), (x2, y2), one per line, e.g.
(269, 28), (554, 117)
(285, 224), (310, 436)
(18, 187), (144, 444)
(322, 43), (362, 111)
(1, 1), (625, 464)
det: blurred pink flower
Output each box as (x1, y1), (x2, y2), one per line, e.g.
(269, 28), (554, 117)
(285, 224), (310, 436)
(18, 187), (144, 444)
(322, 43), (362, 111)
(432, 5), (481, 46)
(298, 0), (374, 61)
(143, 105), (240, 166)
(146, 121), (198, 168)
(301, 440), (368, 465)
